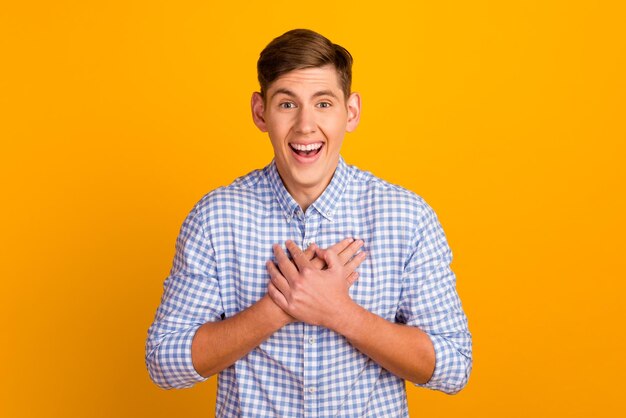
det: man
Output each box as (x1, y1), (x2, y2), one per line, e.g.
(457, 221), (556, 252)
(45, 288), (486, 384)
(146, 29), (472, 417)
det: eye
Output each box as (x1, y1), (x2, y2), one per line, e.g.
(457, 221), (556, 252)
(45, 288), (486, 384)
(279, 102), (296, 109)
(317, 101), (332, 108)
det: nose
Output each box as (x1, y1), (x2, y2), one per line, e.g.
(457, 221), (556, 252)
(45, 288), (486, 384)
(294, 106), (316, 135)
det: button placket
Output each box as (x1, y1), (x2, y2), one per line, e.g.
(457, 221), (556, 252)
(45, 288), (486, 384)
(302, 213), (315, 251)
(302, 211), (321, 417)
(303, 324), (318, 417)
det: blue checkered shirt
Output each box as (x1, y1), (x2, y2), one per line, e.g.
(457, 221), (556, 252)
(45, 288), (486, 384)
(146, 157), (472, 417)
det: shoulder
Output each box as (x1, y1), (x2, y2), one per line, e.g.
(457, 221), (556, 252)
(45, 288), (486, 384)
(190, 167), (270, 223)
(346, 164), (449, 253)
(346, 163), (436, 223)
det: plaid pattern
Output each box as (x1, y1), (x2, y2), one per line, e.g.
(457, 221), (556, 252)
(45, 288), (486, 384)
(146, 157), (472, 417)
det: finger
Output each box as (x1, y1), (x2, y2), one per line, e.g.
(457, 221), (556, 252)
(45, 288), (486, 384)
(310, 251), (326, 270)
(346, 271), (360, 286)
(309, 238), (359, 270)
(344, 250), (367, 273)
(268, 282), (289, 311)
(319, 247), (341, 271)
(337, 239), (364, 265)
(326, 237), (354, 255)
(266, 260), (291, 296)
(285, 240), (310, 271)
(303, 243), (317, 262)
(273, 244), (299, 278)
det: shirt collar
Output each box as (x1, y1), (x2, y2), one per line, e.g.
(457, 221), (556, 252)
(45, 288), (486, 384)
(310, 157), (352, 221)
(266, 160), (300, 222)
(265, 156), (353, 222)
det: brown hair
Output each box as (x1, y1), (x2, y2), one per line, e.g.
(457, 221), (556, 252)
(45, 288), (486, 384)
(257, 29), (353, 99)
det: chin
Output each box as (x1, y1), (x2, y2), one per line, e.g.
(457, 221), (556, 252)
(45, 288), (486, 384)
(293, 174), (323, 188)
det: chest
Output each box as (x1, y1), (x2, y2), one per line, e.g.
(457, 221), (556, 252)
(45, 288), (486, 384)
(211, 205), (411, 321)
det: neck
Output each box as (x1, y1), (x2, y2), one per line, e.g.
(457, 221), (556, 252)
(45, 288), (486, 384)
(277, 171), (335, 213)
(274, 158), (340, 213)
(288, 186), (324, 213)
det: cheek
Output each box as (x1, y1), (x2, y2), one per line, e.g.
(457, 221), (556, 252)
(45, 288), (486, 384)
(266, 124), (286, 142)
(323, 120), (347, 142)
(267, 118), (292, 139)
(269, 137), (286, 155)
(320, 112), (348, 132)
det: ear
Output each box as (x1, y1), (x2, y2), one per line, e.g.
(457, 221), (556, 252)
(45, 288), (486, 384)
(251, 92), (268, 132)
(345, 92), (361, 133)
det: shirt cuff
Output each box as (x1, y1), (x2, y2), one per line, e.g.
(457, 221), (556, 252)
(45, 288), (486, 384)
(414, 334), (471, 394)
(150, 326), (208, 389)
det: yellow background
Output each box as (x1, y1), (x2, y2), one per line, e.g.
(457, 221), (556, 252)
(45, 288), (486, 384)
(2, 1), (625, 417)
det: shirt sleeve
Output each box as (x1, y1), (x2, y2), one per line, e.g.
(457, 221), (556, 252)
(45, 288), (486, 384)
(145, 203), (224, 389)
(395, 203), (472, 394)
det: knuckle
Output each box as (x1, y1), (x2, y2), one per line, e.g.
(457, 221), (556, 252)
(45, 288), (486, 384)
(290, 275), (302, 288)
(291, 294), (304, 307)
(268, 284), (277, 296)
(300, 266), (313, 276)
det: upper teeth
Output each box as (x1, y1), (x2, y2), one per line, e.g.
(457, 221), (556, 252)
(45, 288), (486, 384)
(291, 143), (322, 151)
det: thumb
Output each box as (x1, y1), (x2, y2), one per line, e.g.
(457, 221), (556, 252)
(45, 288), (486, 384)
(322, 247), (340, 270)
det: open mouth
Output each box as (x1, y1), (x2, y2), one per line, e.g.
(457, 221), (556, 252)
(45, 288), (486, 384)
(289, 142), (324, 158)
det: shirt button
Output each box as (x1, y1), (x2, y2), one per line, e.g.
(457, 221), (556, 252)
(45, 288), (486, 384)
(308, 337), (316, 344)
(308, 387), (316, 393)
(304, 240), (314, 248)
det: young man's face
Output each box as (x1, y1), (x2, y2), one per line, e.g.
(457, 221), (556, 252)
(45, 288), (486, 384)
(252, 65), (361, 201)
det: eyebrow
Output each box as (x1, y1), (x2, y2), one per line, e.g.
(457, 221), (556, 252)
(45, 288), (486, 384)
(270, 88), (339, 101)
(312, 90), (339, 99)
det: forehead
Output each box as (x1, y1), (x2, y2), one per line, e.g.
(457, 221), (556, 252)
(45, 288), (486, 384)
(267, 65), (343, 98)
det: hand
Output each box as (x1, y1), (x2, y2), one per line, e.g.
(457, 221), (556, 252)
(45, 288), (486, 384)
(303, 237), (364, 270)
(266, 239), (367, 329)
(267, 238), (364, 325)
